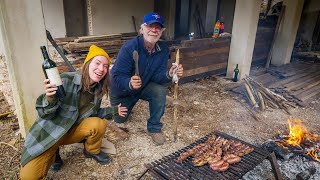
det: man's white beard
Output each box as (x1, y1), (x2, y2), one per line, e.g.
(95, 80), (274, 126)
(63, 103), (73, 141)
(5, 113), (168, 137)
(145, 35), (160, 44)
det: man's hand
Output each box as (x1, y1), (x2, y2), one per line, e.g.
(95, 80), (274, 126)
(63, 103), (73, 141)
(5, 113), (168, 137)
(169, 63), (184, 78)
(118, 103), (128, 117)
(44, 79), (57, 97)
(130, 75), (142, 89)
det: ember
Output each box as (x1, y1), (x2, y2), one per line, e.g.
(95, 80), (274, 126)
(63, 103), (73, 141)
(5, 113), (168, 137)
(275, 118), (320, 161)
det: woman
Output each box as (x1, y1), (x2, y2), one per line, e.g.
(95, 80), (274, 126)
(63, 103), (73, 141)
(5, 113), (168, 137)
(20, 45), (127, 179)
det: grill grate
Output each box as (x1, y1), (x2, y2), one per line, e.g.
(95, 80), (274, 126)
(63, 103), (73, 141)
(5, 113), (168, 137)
(145, 131), (271, 180)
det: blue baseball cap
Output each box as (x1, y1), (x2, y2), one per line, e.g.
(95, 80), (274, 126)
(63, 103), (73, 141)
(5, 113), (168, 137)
(143, 12), (164, 27)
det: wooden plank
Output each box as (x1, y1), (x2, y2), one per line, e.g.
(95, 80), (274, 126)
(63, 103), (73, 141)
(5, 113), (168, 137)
(183, 62), (228, 77)
(253, 73), (276, 86)
(295, 84), (320, 101)
(179, 68), (226, 84)
(268, 70), (319, 88)
(181, 37), (230, 47)
(181, 54), (229, 70)
(280, 66), (316, 77)
(180, 47), (230, 59)
(268, 152), (284, 180)
(285, 72), (320, 91)
(179, 41), (230, 53)
(74, 34), (122, 42)
(54, 37), (77, 42)
(64, 40), (127, 52)
(291, 79), (320, 96)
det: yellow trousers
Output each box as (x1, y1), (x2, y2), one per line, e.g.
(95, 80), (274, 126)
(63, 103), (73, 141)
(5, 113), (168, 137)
(20, 117), (107, 180)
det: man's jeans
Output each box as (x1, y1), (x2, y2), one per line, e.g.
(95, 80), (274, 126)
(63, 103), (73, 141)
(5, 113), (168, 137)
(110, 82), (166, 133)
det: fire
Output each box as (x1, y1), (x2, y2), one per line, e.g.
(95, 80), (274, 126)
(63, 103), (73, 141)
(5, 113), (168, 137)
(279, 118), (319, 161)
(285, 119), (307, 146)
(285, 119), (318, 146)
(306, 147), (319, 161)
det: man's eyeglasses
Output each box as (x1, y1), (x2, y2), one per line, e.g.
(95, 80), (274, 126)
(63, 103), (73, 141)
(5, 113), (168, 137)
(144, 23), (162, 32)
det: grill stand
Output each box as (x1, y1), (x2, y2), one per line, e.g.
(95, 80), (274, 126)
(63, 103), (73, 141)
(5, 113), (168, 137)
(139, 131), (284, 180)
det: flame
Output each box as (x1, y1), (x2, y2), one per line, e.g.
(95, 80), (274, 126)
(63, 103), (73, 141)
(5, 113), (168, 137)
(283, 118), (319, 160)
(285, 119), (306, 146)
(306, 147), (319, 161)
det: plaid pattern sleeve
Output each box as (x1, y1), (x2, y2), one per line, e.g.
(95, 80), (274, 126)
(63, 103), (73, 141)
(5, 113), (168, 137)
(98, 106), (119, 120)
(21, 72), (81, 166)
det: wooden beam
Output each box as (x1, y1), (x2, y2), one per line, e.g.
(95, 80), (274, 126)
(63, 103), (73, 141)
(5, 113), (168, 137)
(183, 62), (228, 77)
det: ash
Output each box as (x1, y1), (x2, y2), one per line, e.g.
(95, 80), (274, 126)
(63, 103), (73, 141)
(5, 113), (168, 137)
(242, 156), (320, 180)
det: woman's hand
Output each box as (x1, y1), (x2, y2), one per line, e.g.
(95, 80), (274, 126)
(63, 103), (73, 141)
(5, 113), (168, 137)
(118, 103), (128, 117)
(44, 79), (57, 97)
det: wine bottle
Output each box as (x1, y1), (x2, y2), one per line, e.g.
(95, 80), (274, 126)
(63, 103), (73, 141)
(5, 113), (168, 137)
(232, 64), (239, 82)
(40, 46), (66, 99)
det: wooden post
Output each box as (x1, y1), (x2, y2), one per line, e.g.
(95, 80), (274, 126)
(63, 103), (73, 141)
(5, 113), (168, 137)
(173, 49), (180, 142)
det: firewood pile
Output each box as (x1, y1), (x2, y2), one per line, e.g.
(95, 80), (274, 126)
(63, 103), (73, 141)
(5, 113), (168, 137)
(242, 76), (296, 114)
(55, 32), (138, 62)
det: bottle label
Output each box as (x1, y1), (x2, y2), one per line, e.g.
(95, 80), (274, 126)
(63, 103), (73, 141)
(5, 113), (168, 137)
(232, 71), (239, 82)
(45, 67), (62, 86)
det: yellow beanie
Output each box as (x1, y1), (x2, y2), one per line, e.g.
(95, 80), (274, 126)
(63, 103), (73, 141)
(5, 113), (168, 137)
(84, 45), (110, 65)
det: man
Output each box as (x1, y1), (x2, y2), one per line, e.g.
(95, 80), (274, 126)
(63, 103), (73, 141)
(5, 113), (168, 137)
(110, 12), (183, 145)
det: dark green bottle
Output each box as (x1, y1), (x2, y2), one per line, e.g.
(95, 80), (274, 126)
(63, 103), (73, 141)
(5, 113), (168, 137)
(41, 46), (66, 99)
(232, 64), (239, 82)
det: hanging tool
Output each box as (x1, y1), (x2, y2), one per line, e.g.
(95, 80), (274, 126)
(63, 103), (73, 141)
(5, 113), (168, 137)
(133, 50), (139, 76)
(46, 30), (76, 72)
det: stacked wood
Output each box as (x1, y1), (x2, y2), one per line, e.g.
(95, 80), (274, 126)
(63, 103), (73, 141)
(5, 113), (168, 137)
(243, 76), (295, 114)
(170, 37), (231, 81)
(59, 32), (138, 59)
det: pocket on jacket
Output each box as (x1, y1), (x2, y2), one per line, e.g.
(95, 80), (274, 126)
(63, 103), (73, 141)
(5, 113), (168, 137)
(58, 104), (77, 118)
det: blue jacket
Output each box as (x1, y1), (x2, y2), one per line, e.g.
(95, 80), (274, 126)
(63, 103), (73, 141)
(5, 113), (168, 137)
(110, 35), (171, 98)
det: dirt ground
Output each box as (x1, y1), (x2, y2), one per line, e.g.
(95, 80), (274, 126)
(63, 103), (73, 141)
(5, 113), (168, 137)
(0, 71), (319, 179)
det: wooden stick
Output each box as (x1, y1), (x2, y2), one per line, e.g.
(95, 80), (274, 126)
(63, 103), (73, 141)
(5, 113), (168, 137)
(0, 142), (18, 151)
(244, 80), (259, 108)
(173, 49), (180, 142)
(0, 111), (12, 119)
(257, 91), (265, 111)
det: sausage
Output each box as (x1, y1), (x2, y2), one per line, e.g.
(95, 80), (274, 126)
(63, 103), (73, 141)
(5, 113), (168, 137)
(226, 156), (241, 164)
(231, 141), (242, 147)
(222, 154), (237, 161)
(217, 162), (229, 172)
(210, 161), (230, 172)
(216, 147), (223, 157)
(209, 159), (224, 167)
(208, 156), (221, 165)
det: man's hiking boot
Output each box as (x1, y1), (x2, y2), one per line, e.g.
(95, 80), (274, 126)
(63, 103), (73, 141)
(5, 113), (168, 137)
(148, 132), (166, 145)
(84, 150), (112, 165)
(50, 148), (63, 172)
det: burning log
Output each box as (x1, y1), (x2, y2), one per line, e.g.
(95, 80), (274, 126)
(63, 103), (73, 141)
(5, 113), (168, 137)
(267, 118), (320, 162)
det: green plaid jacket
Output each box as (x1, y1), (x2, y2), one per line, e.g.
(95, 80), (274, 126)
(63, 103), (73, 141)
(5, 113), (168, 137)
(21, 72), (117, 166)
